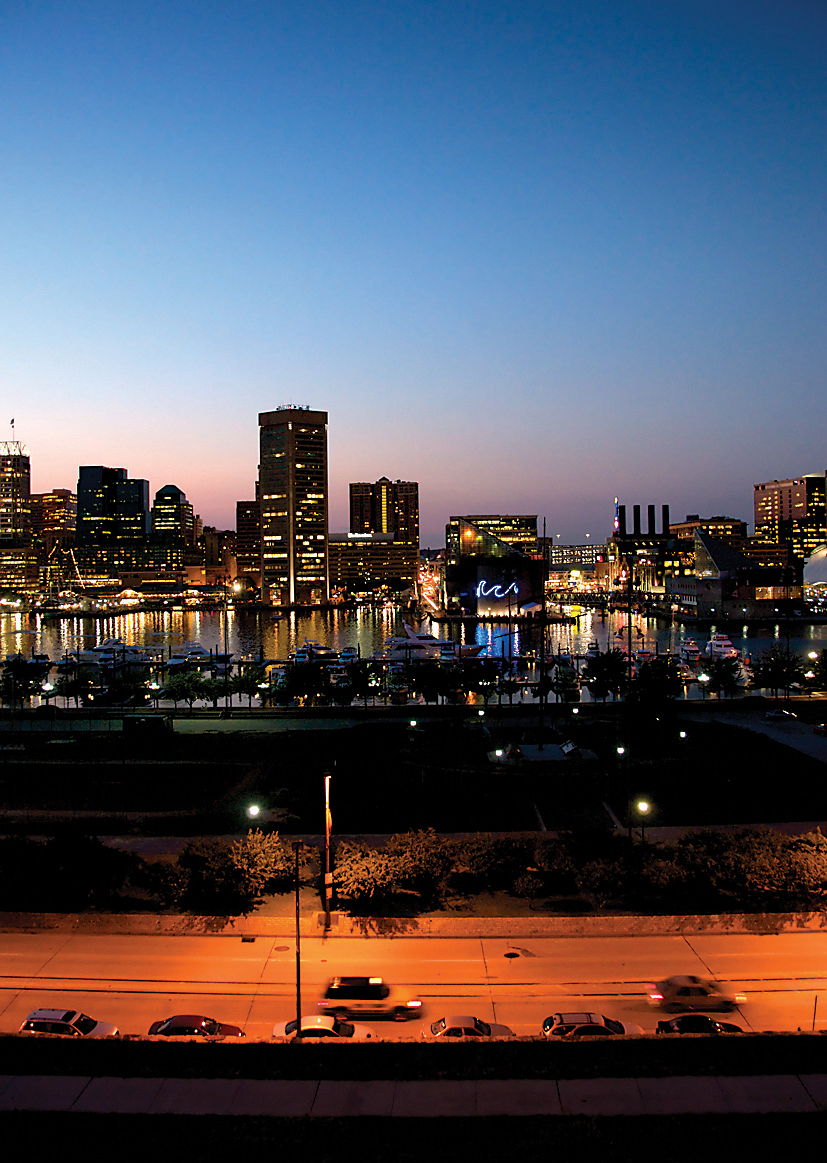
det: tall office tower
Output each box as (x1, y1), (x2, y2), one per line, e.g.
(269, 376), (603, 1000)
(0, 441), (31, 542)
(151, 485), (195, 547)
(754, 472), (827, 562)
(258, 406), (329, 605)
(30, 489), (77, 542)
(349, 477), (419, 546)
(236, 496), (261, 581)
(77, 466), (150, 545)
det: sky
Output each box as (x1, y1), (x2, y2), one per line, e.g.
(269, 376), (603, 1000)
(2, 0), (826, 546)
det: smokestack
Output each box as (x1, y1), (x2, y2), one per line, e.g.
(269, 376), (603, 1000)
(618, 505), (626, 536)
(662, 504), (670, 535)
(647, 504), (656, 535)
(633, 505), (641, 535)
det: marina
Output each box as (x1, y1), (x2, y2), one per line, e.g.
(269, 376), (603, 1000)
(2, 604), (825, 707)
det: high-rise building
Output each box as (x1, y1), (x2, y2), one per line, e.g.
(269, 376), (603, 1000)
(0, 441), (31, 543)
(0, 440), (36, 594)
(258, 406), (329, 605)
(151, 485), (195, 547)
(30, 489), (77, 542)
(754, 473), (827, 563)
(77, 466), (149, 546)
(349, 477), (419, 547)
(235, 496), (261, 582)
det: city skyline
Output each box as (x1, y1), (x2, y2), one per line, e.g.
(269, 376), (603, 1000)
(4, 2), (827, 545)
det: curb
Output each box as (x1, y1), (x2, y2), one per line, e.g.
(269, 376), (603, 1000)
(1, 910), (826, 939)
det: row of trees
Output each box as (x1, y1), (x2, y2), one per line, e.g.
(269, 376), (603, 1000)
(0, 829), (294, 914)
(580, 645), (827, 702)
(330, 827), (827, 914)
(2, 826), (826, 916)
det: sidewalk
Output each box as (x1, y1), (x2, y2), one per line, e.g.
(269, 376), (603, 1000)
(1, 1072), (826, 1116)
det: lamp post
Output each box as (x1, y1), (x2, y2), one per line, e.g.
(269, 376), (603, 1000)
(323, 772), (332, 932)
(223, 577), (231, 710)
(636, 799), (650, 842)
(293, 841), (303, 1037)
(698, 672), (710, 700)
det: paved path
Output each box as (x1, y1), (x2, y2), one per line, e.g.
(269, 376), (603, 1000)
(1, 1072), (826, 1116)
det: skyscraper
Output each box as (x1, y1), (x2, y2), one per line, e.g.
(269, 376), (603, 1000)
(0, 440), (31, 542)
(349, 477), (419, 547)
(151, 485), (195, 547)
(76, 466), (149, 546)
(258, 406), (329, 605)
(754, 472), (827, 563)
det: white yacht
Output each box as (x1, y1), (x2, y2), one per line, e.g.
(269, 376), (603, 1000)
(78, 639), (147, 666)
(705, 633), (739, 659)
(399, 623), (485, 658)
(166, 643), (213, 668)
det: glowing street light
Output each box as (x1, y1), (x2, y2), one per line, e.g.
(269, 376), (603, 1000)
(636, 799), (651, 842)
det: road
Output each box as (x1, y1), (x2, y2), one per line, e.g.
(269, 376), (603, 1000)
(1, 929), (826, 1041)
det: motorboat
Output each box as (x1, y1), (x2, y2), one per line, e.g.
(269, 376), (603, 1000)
(78, 639), (147, 667)
(303, 641), (339, 661)
(705, 633), (739, 659)
(166, 643), (213, 669)
(680, 638), (702, 663)
(585, 640), (601, 658)
(400, 623), (485, 658)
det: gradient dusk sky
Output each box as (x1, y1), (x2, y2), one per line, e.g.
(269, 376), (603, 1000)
(3, 1), (826, 546)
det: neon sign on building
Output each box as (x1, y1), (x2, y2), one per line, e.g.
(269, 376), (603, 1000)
(475, 580), (519, 599)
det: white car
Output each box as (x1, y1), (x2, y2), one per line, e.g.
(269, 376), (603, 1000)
(422, 1015), (514, 1040)
(647, 975), (746, 1012)
(272, 1015), (375, 1040)
(541, 1012), (643, 1038)
(19, 1009), (119, 1038)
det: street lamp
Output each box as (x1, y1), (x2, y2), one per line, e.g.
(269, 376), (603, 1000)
(636, 799), (650, 842)
(698, 673), (710, 700)
(323, 772), (332, 932)
(293, 841), (303, 1037)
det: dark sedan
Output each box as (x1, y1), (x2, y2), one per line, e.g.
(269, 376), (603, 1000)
(148, 1014), (245, 1039)
(656, 1014), (743, 1035)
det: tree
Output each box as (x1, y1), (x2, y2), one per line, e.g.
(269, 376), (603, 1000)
(385, 829), (452, 903)
(748, 645), (806, 699)
(582, 650), (628, 702)
(156, 830), (294, 914)
(704, 657), (742, 699)
(233, 667), (266, 707)
(227, 829), (293, 896)
(628, 657), (682, 705)
(333, 842), (402, 902)
(162, 671), (208, 708)
(451, 835), (532, 893)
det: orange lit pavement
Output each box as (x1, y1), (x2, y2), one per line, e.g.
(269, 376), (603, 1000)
(1, 924), (827, 1041)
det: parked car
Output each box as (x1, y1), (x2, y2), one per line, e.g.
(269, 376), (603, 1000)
(656, 1014), (744, 1035)
(271, 1015), (375, 1040)
(147, 1014), (245, 1038)
(764, 709), (797, 720)
(541, 1012), (643, 1038)
(647, 976), (746, 1012)
(422, 1015), (514, 1040)
(19, 1009), (119, 1038)
(318, 976), (422, 1021)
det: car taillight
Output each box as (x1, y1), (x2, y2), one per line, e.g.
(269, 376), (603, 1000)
(406, 1000), (422, 1008)
(649, 992), (663, 1001)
